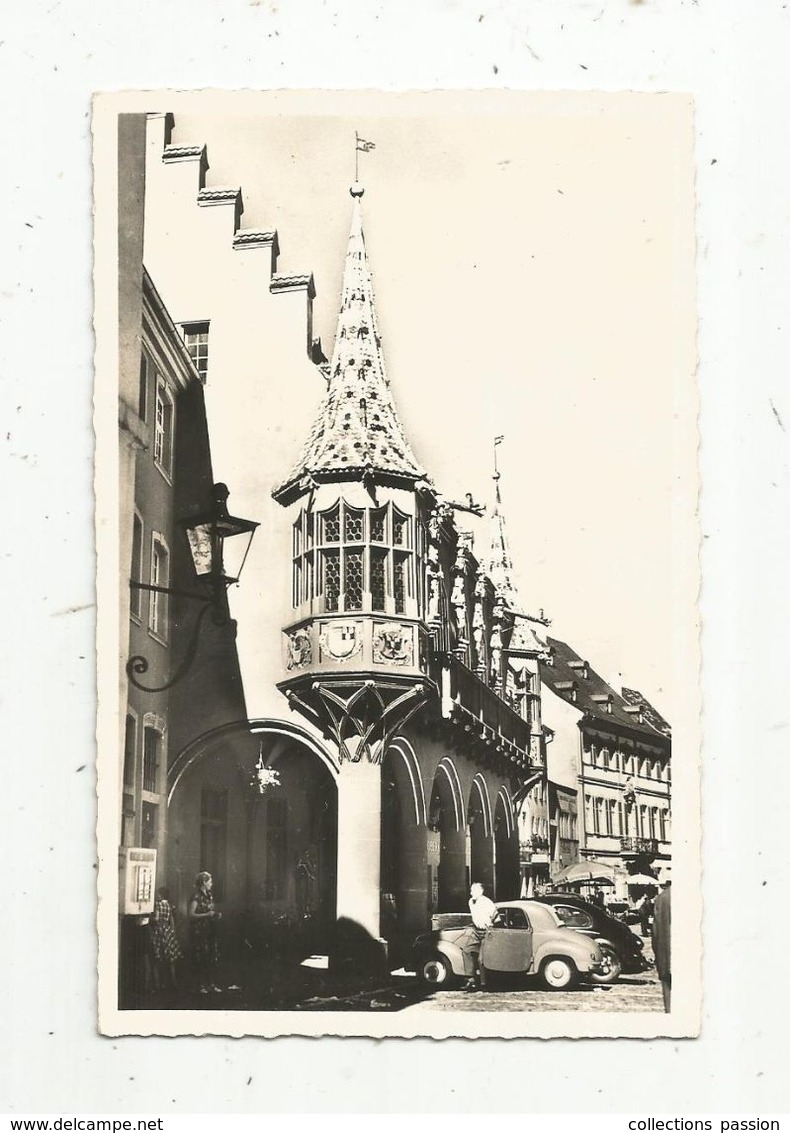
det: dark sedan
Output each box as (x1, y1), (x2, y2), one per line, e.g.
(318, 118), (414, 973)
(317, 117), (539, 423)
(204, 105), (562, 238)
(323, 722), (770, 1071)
(534, 893), (649, 983)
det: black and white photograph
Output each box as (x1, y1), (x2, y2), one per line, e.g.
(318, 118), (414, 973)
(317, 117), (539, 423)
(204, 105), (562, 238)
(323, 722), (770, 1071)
(94, 90), (699, 1039)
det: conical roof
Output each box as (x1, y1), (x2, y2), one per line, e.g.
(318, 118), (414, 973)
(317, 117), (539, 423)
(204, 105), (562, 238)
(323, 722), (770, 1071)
(487, 473), (521, 610)
(274, 187), (425, 500)
(486, 467), (548, 655)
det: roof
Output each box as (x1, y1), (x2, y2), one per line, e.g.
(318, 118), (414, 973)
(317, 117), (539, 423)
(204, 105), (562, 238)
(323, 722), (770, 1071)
(273, 189), (425, 500)
(540, 636), (671, 744)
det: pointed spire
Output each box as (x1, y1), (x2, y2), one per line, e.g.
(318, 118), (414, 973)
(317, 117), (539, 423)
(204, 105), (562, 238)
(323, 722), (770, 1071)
(487, 438), (520, 610)
(274, 186), (425, 501)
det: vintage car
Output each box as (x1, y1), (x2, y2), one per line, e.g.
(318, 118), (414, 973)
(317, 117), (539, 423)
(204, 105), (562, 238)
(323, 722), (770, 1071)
(535, 893), (650, 984)
(412, 900), (604, 990)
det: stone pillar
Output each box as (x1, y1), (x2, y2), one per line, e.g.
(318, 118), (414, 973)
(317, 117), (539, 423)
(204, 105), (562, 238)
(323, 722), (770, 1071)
(332, 759), (386, 972)
(395, 820), (429, 958)
(439, 824), (468, 911)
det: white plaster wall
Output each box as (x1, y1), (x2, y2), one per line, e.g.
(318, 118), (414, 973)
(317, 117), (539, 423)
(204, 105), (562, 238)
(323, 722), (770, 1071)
(143, 114), (331, 726)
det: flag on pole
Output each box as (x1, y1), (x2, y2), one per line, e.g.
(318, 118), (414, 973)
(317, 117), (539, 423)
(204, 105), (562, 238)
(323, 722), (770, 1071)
(494, 434), (504, 445)
(356, 136), (376, 152)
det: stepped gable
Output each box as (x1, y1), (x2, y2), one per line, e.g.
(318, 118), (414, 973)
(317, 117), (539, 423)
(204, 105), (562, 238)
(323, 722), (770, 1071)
(541, 637), (670, 740)
(273, 185), (425, 501)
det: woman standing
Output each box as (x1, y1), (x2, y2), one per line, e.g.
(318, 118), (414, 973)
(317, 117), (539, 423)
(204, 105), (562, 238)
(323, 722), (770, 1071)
(189, 871), (221, 994)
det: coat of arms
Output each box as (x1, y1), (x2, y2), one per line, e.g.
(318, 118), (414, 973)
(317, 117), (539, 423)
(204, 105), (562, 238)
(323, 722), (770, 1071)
(319, 621), (362, 661)
(373, 622), (413, 665)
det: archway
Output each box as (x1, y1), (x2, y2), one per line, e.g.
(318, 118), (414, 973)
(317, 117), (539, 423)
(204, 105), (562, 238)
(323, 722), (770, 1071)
(467, 776), (494, 896)
(427, 759), (467, 913)
(380, 743), (429, 959)
(167, 720), (338, 966)
(494, 791), (519, 900)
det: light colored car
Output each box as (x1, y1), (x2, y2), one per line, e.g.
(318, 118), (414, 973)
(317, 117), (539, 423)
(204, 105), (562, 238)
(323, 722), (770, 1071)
(413, 900), (604, 990)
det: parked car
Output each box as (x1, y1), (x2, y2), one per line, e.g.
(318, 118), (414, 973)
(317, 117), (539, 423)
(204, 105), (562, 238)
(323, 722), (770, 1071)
(412, 900), (604, 991)
(534, 893), (649, 983)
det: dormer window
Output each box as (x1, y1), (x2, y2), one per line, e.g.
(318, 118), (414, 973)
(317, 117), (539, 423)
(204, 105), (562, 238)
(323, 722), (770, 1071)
(591, 692), (613, 714)
(568, 659), (589, 680)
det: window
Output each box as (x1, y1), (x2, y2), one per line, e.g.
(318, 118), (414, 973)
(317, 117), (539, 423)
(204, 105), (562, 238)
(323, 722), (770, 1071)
(553, 905), (594, 930)
(149, 535), (170, 639)
(138, 352), (149, 421)
(182, 321), (210, 382)
(291, 500), (416, 616)
(130, 512), (143, 619)
(142, 726), (161, 793)
(265, 794), (288, 901)
(153, 381), (174, 477)
(200, 788), (228, 900)
(500, 907), (529, 929)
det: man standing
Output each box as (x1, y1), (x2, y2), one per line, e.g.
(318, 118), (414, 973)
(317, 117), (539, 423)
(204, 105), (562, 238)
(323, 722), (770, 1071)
(651, 870), (671, 1012)
(466, 881), (499, 990)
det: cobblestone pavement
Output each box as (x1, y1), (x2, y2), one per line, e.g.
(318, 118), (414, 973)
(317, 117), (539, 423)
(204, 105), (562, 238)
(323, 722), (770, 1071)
(133, 934), (663, 1015)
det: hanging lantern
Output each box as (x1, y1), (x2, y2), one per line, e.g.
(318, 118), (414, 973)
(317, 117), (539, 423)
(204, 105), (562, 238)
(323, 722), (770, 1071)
(249, 743), (281, 796)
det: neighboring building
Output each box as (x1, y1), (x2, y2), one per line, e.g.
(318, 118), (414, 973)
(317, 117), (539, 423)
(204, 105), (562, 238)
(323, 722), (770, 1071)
(549, 782), (579, 878)
(540, 637), (672, 894)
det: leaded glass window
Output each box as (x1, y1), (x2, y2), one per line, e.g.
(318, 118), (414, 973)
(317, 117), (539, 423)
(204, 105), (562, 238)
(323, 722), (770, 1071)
(392, 509), (409, 546)
(344, 506), (364, 543)
(394, 552), (408, 614)
(324, 549), (341, 612)
(370, 507), (387, 543)
(370, 548), (387, 611)
(322, 506), (341, 543)
(293, 500), (419, 616)
(344, 549), (364, 610)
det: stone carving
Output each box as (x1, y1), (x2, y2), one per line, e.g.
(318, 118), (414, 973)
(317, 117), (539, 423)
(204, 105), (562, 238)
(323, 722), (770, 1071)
(473, 576), (488, 677)
(372, 622), (413, 666)
(286, 627), (312, 670)
(451, 543), (469, 659)
(319, 621), (363, 663)
(490, 596), (506, 691)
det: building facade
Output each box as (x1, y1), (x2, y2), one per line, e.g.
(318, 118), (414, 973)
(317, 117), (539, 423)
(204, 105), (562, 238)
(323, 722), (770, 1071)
(540, 637), (672, 893)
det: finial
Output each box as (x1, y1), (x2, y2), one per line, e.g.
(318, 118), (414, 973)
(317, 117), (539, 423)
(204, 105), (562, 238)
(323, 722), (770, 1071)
(350, 182), (365, 198)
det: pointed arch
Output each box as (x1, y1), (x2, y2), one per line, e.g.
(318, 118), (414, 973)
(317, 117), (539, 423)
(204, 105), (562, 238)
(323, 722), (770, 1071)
(386, 736), (426, 825)
(470, 773), (493, 838)
(435, 756), (465, 832)
(496, 784), (515, 839)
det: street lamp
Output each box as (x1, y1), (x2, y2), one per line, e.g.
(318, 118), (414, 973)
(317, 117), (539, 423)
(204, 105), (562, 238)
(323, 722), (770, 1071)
(127, 482), (258, 693)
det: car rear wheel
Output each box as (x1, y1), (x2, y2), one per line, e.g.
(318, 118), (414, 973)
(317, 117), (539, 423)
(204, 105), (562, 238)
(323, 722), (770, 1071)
(540, 957), (578, 991)
(419, 955), (453, 987)
(588, 942), (623, 985)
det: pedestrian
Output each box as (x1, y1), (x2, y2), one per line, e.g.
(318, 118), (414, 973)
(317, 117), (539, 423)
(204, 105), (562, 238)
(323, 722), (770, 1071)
(592, 886), (605, 908)
(150, 887), (181, 990)
(189, 870), (222, 995)
(651, 872), (671, 1012)
(464, 881), (499, 990)
(639, 891), (654, 937)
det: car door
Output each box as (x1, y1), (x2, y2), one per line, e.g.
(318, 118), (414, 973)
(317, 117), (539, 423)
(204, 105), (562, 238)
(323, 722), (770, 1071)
(480, 906), (534, 973)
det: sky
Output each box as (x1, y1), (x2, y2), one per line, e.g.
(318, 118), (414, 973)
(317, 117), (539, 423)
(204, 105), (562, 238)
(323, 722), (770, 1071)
(171, 92), (696, 717)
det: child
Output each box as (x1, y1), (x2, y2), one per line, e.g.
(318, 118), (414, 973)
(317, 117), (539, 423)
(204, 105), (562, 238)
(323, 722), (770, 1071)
(150, 887), (181, 990)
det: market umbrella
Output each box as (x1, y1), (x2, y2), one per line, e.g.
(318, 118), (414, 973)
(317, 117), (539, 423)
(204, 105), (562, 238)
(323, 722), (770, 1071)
(627, 873), (659, 887)
(553, 861), (616, 887)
